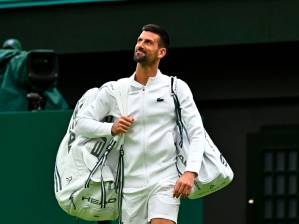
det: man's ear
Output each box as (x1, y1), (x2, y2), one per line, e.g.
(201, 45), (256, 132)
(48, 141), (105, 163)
(158, 48), (167, 59)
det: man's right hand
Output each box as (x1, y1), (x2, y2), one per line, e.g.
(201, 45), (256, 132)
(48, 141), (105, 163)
(111, 115), (135, 136)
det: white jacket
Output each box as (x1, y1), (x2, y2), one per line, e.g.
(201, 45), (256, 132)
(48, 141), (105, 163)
(75, 70), (205, 189)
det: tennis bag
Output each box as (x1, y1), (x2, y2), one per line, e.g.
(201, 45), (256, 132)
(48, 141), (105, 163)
(54, 79), (128, 221)
(170, 76), (234, 199)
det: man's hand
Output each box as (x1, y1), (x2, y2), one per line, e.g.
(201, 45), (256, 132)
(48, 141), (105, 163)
(173, 171), (197, 198)
(111, 115), (135, 136)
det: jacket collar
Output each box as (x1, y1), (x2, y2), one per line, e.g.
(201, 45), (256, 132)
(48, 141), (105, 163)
(129, 69), (162, 89)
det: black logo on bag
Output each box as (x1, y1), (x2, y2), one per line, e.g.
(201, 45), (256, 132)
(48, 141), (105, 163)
(66, 176), (72, 184)
(220, 154), (228, 167)
(178, 154), (187, 166)
(82, 196), (117, 206)
(67, 131), (76, 152)
(91, 137), (107, 157)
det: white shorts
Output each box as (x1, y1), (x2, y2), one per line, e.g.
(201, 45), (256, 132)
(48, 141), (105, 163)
(121, 180), (180, 224)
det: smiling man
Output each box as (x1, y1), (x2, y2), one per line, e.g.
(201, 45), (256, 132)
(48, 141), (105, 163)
(75, 24), (205, 224)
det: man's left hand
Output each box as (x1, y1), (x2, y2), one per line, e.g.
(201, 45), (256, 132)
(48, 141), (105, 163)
(173, 171), (197, 198)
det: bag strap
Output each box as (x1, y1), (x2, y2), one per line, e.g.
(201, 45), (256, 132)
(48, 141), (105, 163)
(115, 145), (124, 224)
(114, 77), (129, 224)
(171, 76), (213, 151)
(170, 76), (184, 147)
(115, 78), (129, 115)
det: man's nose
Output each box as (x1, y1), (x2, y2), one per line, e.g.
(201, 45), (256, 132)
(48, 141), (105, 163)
(137, 40), (144, 48)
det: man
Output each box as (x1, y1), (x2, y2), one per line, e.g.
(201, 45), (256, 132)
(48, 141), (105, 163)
(75, 24), (205, 224)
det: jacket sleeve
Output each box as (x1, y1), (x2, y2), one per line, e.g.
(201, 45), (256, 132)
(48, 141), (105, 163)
(74, 84), (115, 138)
(177, 79), (205, 175)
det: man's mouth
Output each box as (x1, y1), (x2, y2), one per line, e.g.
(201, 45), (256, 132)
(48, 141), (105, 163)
(136, 49), (145, 54)
(135, 51), (145, 57)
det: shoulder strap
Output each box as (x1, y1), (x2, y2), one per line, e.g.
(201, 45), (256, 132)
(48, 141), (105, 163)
(170, 76), (177, 95)
(170, 76), (184, 147)
(113, 78), (129, 115)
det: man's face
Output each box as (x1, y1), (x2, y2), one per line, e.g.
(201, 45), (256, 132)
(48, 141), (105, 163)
(134, 31), (162, 65)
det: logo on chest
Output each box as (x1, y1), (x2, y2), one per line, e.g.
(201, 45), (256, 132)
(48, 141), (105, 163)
(156, 97), (164, 102)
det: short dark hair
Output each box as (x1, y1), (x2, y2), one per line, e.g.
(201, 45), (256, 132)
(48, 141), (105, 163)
(142, 24), (170, 50)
